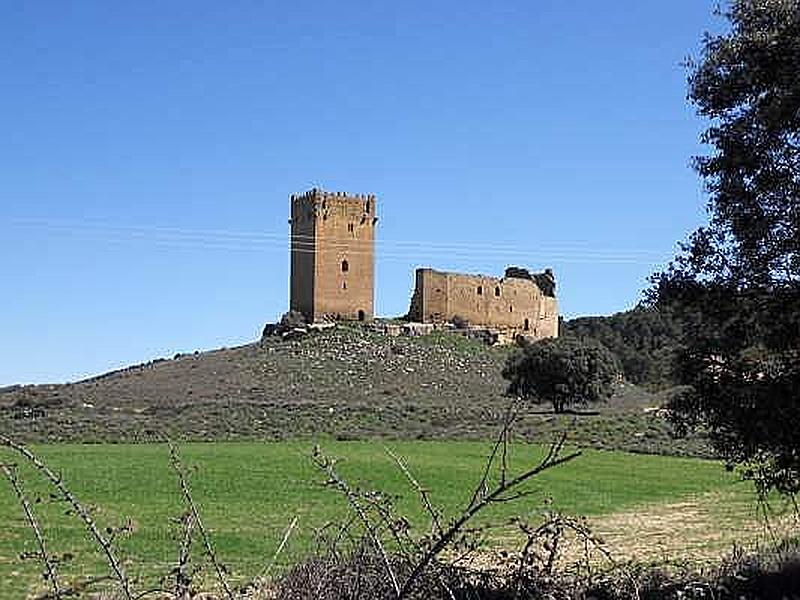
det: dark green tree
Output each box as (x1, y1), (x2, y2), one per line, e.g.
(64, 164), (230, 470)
(652, 1), (800, 494)
(562, 308), (682, 388)
(503, 338), (619, 414)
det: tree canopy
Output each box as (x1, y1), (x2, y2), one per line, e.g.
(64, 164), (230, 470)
(503, 337), (619, 414)
(652, 0), (800, 495)
(562, 309), (681, 388)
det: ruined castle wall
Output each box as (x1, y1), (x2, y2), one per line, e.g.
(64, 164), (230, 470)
(410, 268), (558, 339)
(314, 192), (376, 321)
(289, 195), (316, 319)
(290, 189), (376, 322)
(416, 268), (448, 322)
(539, 296), (559, 338)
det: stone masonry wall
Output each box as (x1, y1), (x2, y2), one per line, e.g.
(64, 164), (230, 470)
(290, 189), (376, 322)
(289, 193), (316, 319)
(408, 268), (558, 339)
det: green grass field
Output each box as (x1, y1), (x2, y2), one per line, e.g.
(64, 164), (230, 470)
(0, 441), (751, 598)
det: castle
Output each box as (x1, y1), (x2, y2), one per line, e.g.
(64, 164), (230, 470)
(289, 189), (377, 322)
(407, 267), (558, 338)
(289, 188), (558, 339)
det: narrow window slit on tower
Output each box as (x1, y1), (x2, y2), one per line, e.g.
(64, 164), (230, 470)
(477, 285), (483, 295)
(495, 286), (501, 297)
(341, 260), (349, 273)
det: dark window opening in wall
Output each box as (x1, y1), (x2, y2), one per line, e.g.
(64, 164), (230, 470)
(358, 309), (366, 321)
(509, 305), (514, 313)
(342, 281), (347, 290)
(348, 223), (354, 233)
(495, 286), (501, 297)
(524, 318), (530, 331)
(477, 285), (483, 295)
(341, 260), (349, 272)
(365, 200), (371, 213)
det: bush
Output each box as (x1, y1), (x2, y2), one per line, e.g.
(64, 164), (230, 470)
(280, 310), (308, 330)
(451, 315), (469, 330)
(503, 337), (619, 413)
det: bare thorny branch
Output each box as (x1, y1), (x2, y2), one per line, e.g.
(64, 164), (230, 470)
(312, 445), (402, 597)
(314, 402), (581, 600)
(168, 440), (235, 600)
(2, 411), (590, 600)
(397, 432), (581, 598)
(174, 511), (195, 600)
(1, 462), (61, 599)
(0, 434), (133, 600)
(33, 576), (114, 600)
(385, 447), (443, 538)
(468, 401), (519, 510)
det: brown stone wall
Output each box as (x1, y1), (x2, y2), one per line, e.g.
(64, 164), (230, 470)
(540, 296), (559, 338)
(409, 268), (558, 339)
(413, 268), (448, 322)
(290, 189), (376, 322)
(289, 194), (316, 318)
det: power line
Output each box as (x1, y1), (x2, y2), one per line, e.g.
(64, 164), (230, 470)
(9, 218), (672, 265)
(11, 218), (667, 255)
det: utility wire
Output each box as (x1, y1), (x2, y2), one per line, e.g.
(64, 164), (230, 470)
(11, 218), (666, 256)
(9, 218), (671, 265)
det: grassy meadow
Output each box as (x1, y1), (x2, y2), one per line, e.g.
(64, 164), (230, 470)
(0, 440), (760, 598)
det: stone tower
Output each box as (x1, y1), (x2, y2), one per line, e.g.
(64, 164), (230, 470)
(289, 188), (377, 322)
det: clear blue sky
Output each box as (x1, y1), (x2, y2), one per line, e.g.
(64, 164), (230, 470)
(1, 1), (723, 385)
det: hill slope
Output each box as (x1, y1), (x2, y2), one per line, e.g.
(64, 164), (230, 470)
(0, 325), (706, 455)
(561, 308), (681, 388)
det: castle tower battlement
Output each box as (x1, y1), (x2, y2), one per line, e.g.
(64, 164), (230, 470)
(289, 188), (377, 322)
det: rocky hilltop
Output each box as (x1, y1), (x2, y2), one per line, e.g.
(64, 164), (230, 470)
(0, 325), (706, 456)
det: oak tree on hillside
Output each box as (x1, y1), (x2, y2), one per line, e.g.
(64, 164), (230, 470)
(652, 0), (800, 495)
(503, 338), (619, 414)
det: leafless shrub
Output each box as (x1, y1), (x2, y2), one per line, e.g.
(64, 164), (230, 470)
(0, 434), (133, 599)
(276, 402), (583, 600)
(311, 446), (403, 596)
(0, 434), (241, 599)
(169, 511), (196, 599)
(168, 440), (234, 600)
(6, 427), (800, 599)
(1, 462), (61, 598)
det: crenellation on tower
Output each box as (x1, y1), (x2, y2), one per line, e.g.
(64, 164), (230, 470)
(287, 185), (557, 340)
(289, 189), (377, 323)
